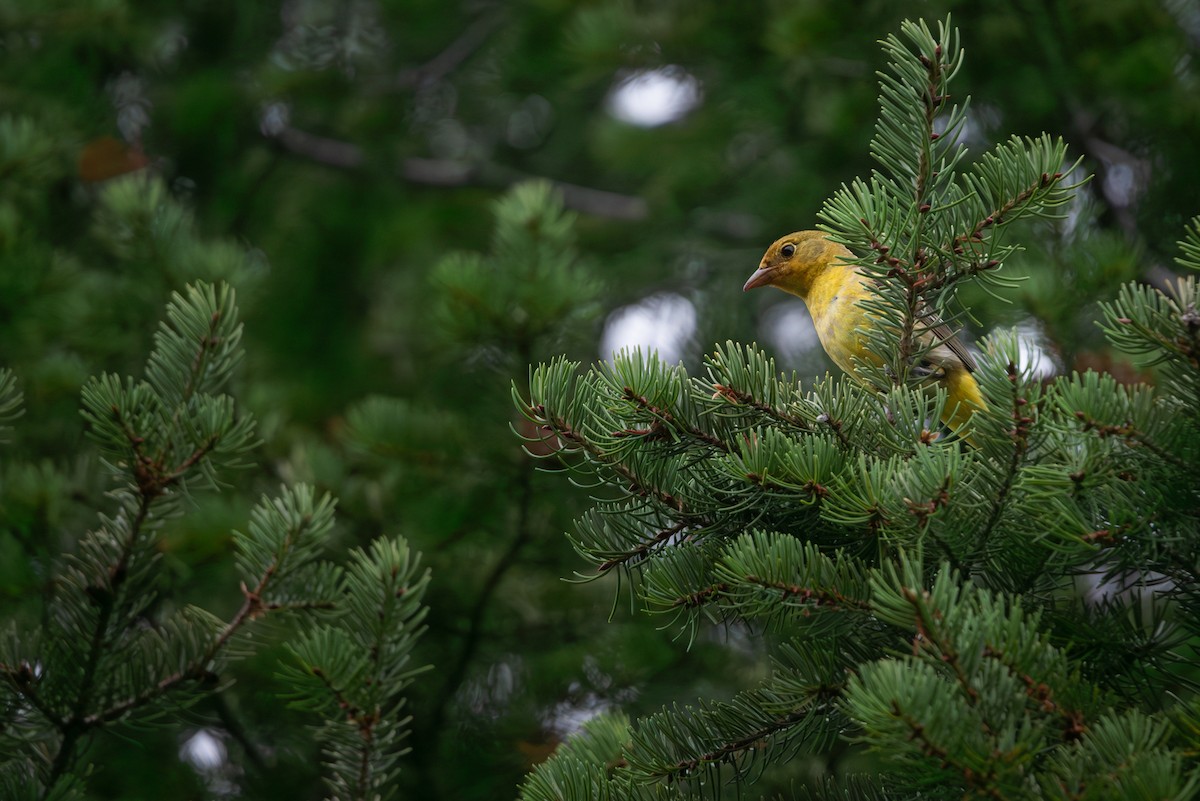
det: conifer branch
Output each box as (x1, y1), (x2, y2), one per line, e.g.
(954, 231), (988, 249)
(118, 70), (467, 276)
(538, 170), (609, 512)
(899, 585), (981, 710)
(269, 126), (649, 220)
(981, 646), (1085, 743)
(710, 383), (812, 433)
(535, 405), (693, 515)
(598, 520), (690, 572)
(620, 387), (731, 453)
(975, 360), (1037, 548)
(74, 496), (326, 730)
(893, 705), (1005, 799)
(671, 708), (813, 780)
(3, 663), (63, 730)
(817, 410), (854, 450)
(739, 576), (871, 612)
(912, 53), (941, 211)
(936, 169), (1065, 293)
(1072, 412), (1189, 471)
(46, 493), (154, 791)
(671, 583), (729, 609)
(178, 308), (225, 412)
(511, 15), (1200, 800)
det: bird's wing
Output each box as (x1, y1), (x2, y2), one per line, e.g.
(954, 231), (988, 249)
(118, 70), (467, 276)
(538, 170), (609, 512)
(851, 268), (978, 375)
(918, 309), (978, 374)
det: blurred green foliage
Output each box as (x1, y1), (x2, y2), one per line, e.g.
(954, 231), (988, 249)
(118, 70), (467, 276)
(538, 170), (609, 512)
(1, 0), (1197, 798)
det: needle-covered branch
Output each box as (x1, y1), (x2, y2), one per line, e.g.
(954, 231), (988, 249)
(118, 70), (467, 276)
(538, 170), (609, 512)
(821, 19), (1084, 392)
(0, 285), (429, 800)
(511, 15), (1200, 801)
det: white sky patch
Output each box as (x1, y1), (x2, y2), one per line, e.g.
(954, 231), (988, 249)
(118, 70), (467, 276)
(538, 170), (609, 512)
(601, 292), (697, 364)
(606, 66), (702, 127)
(761, 300), (821, 363)
(180, 729), (226, 772)
(1103, 162), (1138, 208)
(1078, 569), (1174, 607)
(703, 619), (766, 659)
(542, 656), (638, 738)
(259, 101), (290, 136)
(544, 691), (611, 738)
(1015, 318), (1060, 379)
(932, 111), (972, 150)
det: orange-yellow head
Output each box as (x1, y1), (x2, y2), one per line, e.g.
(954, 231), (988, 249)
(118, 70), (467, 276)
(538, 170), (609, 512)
(743, 230), (847, 300)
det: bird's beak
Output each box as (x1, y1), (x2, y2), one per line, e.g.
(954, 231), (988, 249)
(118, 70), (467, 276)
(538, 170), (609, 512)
(743, 265), (774, 292)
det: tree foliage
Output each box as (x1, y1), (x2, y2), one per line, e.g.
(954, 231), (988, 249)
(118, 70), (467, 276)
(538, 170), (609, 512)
(517, 19), (1200, 800)
(2, 0), (1199, 798)
(0, 284), (429, 800)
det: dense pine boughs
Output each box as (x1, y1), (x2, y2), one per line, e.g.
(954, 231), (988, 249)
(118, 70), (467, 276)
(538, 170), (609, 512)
(516, 18), (1200, 801)
(279, 536), (431, 801)
(4, 1), (1199, 798)
(0, 286), (429, 799)
(820, 18), (1084, 394)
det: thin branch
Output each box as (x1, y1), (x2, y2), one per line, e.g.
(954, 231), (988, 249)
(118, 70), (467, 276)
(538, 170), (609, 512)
(980, 645), (1086, 743)
(549, 412), (687, 514)
(157, 305), (230, 472)
(598, 520), (690, 572)
(269, 126), (649, 221)
(275, 127), (364, 169)
(424, 454), (537, 759)
(672, 582), (730, 608)
(738, 576), (872, 612)
(83, 580), (262, 728)
(709, 383), (813, 434)
(178, 309), (225, 410)
(900, 586), (980, 708)
(660, 704), (825, 783)
(44, 493), (153, 795)
(78, 510), (321, 729)
(210, 692), (267, 771)
(1073, 412), (1190, 471)
(620, 388), (731, 453)
(400, 157), (650, 221)
(163, 435), (221, 484)
(394, 15), (502, 90)
(356, 717), (376, 800)
(893, 704), (1005, 799)
(975, 360), (1037, 548)
(2, 662), (64, 730)
(818, 411), (854, 451)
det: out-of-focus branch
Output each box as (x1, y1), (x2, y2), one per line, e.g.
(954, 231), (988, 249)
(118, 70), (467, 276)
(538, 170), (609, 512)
(269, 125), (649, 221)
(275, 127), (365, 170)
(1076, 121), (1149, 238)
(1072, 113), (1176, 289)
(395, 15), (502, 90)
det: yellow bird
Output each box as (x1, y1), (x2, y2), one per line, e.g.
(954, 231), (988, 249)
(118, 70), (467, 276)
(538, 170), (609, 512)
(743, 230), (985, 444)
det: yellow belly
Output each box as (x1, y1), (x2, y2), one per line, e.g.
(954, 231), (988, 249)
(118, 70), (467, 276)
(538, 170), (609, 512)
(804, 277), (984, 444)
(807, 278), (877, 378)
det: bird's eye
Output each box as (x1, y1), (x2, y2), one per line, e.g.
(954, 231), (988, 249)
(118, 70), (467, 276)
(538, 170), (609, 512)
(780, 243), (796, 259)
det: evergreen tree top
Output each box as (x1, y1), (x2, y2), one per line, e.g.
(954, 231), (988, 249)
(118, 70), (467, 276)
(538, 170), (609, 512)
(516, 16), (1200, 800)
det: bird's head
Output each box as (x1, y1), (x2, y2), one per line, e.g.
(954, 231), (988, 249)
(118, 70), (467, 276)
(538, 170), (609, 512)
(743, 230), (842, 299)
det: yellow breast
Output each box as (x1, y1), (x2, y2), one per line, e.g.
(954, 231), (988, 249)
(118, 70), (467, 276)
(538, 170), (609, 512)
(805, 267), (877, 377)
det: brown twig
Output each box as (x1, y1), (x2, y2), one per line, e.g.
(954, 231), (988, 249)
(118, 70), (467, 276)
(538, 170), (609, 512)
(269, 126), (649, 220)
(394, 15), (502, 90)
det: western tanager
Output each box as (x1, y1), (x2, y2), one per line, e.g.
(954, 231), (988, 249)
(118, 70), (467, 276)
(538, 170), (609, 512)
(743, 230), (985, 443)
